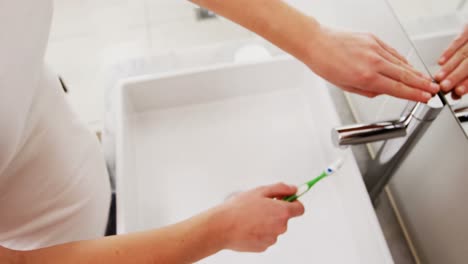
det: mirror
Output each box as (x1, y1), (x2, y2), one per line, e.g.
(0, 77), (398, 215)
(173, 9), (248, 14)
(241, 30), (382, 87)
(384, 0), (468, 136)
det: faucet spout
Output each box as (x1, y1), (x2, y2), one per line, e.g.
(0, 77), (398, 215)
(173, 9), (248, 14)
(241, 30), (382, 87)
(332, 117), (409, 146)
(332, 102), (442, 147)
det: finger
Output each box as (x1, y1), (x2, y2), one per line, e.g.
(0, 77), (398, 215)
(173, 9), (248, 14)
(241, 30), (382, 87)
(449, 79), (468, 100)
(285, 201), (305, 218)
(436, 51), (466, 82)
(341, 85), (379, 98)
(439, 25), (468, 65)
(260, 183), (297, 198)
(440, 59), (468, 92)
(379, 60), (440, 94)
(377, 46), (432, 81)
(375, 37), (409, 64)
(452, 91), (462, 101)
(454, 82), (468, 97)
(371, 75), (433, 103)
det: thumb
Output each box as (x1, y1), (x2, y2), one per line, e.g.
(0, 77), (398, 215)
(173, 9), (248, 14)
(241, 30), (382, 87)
(260, 182), (297, 198)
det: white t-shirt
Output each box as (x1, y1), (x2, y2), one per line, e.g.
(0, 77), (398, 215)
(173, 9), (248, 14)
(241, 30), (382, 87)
(0, 0), (111, 250)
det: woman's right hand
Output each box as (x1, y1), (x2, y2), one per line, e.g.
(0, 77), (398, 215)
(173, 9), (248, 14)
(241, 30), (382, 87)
(217, 183), (305, 253)
(4, 183), (304, 264)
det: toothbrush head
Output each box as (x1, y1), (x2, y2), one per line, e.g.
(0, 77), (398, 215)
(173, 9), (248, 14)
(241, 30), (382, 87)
(326, 158), (345, 174)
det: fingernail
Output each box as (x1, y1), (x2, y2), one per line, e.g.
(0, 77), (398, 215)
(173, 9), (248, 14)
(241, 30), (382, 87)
(436, 71), (445, 80)
(439, 56), (446, 64)
(457, 86), (466, 95)
(430, 82), (440, 93)
(441, 80), (452, 90)
(422, 92), (432, 101)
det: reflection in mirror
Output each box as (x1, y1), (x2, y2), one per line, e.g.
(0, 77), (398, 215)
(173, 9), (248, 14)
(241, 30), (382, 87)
(385, 0), (468, 136)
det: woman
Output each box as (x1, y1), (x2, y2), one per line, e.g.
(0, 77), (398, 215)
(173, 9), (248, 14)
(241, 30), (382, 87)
(0, 0), (440, 263)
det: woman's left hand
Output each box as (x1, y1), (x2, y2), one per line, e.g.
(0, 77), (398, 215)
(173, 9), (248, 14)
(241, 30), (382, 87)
(305, 26), (439, 102)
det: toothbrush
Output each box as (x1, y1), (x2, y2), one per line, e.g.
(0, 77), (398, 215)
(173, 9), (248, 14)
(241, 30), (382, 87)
(283, 158), (345, 202)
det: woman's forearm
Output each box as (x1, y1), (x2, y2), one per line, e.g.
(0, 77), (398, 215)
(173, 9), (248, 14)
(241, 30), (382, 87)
(1, 184), (303, 264)
(15, 206), (227, 264)
(192, 0), (439, 102)
(191, 0), (320, 64)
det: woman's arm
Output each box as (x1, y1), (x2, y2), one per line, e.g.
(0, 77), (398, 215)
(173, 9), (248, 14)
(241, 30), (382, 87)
(2, 183), (304, 264)
(192, 0), (440, 102)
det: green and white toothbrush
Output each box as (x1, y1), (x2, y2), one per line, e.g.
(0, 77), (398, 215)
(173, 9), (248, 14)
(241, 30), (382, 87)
(283, 158), (345, 202)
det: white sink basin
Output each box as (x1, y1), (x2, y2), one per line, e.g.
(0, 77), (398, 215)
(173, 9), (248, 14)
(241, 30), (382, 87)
(115, 57), (393, 263)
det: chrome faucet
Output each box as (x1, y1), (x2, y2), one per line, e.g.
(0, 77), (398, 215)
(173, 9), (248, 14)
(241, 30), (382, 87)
(332, 98), (444, 201)
(333, 101), (442, 146)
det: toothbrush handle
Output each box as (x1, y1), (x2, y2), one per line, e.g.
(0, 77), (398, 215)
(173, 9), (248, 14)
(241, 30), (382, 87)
(283, 194), (299, 202)
(282, 172), (329, 202)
